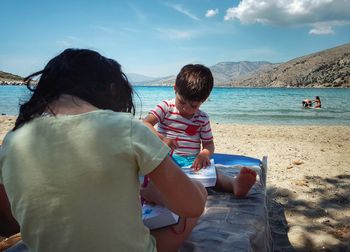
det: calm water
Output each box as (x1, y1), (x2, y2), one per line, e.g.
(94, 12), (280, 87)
(1, 85), (350, 125)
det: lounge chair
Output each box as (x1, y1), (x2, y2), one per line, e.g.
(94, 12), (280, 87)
(180, 153), (273, 252)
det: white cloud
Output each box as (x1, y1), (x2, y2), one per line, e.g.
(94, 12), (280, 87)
(122, 27), (141, 33)
(165, 3), (200, 21)
(224, 0), (350, 34)
(156, 28), (195, 40)
(309, 24), (334, 35)
(155, 22), (237, 40)
(55, 36), (80, 48)
(91, 25), (115, 34)
(128, 3), (148, 23)
(205, 9), (219, 18)
(56, 40), (71, 48)
(55, 36), (96, 50)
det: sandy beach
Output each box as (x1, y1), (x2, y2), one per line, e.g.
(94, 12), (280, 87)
(1, 116), (349, 251)
(212, 123), (350, 251)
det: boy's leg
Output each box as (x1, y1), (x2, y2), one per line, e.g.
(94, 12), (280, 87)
(233, 167), (257, 197)
(215, 167), (256, 197)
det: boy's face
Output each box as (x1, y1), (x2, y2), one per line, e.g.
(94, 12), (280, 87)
(175, 93), (203, 118)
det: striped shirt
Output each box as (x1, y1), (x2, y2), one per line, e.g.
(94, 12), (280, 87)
(150, 99), (213, 156)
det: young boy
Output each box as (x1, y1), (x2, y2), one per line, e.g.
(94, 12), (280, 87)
(143, 64), (256, 197)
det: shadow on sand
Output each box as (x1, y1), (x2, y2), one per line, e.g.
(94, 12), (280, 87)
(267, 174), (350, 252)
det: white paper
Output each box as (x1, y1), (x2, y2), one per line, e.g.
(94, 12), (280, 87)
(181, 159), (217, 187)
(142, 204), (179, 230)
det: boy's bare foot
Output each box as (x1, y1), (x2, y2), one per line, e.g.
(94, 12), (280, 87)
(233, 167), (257, 198)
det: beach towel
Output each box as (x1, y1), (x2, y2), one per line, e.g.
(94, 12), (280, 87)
(180, 154), (272, 252)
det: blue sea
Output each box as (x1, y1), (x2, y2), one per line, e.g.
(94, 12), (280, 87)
(1, 85), (350, 125)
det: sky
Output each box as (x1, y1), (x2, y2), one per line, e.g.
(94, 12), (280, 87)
(1, 0), (350, 78)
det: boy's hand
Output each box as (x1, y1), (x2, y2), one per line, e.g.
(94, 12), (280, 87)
(192, 153), (211, 171)
(192, 141), (214, 170)
(163, 137), (178, 150)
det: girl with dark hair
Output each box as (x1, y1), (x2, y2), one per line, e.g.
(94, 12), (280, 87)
(14, 48), (135, 130)
(0, 48), (206, 252)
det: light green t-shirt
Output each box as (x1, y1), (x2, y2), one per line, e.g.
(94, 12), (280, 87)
(0, 110), (170, 252)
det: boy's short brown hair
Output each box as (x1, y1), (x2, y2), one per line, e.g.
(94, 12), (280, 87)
(175, 64), (214, 102)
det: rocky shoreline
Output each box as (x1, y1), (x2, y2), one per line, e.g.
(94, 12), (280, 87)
(1, 81), (349, 88)
(0, 81), (25, 86)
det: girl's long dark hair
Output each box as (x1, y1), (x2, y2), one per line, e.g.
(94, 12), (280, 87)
(14, 48), (135, 131)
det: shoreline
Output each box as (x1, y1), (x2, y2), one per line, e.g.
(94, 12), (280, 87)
(1, 83), (350, 88)
(1, 116), (349, 250)
(1, 115), (350, 126)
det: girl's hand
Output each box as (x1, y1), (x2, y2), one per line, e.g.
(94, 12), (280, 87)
(192, 154), (211, 171)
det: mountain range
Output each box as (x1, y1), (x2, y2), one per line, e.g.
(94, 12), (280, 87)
(130, 61), (276, 86)
(134, 43), (349, 87)
(1, 43), (349, 87)
(229, 43), (350, 88)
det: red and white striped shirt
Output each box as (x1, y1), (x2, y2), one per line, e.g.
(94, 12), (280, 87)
(150, 99), (213, 156)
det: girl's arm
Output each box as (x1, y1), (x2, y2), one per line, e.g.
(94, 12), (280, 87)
(0, 185), (20, 236)
(145, 156), (207, 217)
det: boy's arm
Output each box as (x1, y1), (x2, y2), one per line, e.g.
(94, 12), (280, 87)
(192, 140), (215, 170)
(143, 113), (163, 138)
(143, 114), (178, 149)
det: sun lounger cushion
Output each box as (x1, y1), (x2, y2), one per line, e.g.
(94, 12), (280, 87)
(180, 154), (273, 252)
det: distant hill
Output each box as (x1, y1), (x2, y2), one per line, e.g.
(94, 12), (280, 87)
(132, 75), (176, 86)
(229, 43), (350, 87)
(0, 71), (24, 85)
(210, 61), (276, 85)
(126, 73), (156, 83)
(141, 61), (274, 86)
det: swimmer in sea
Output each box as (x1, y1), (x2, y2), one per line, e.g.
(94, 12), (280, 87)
(302, 99), (312, 108)
(313, 96), (321, 108)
